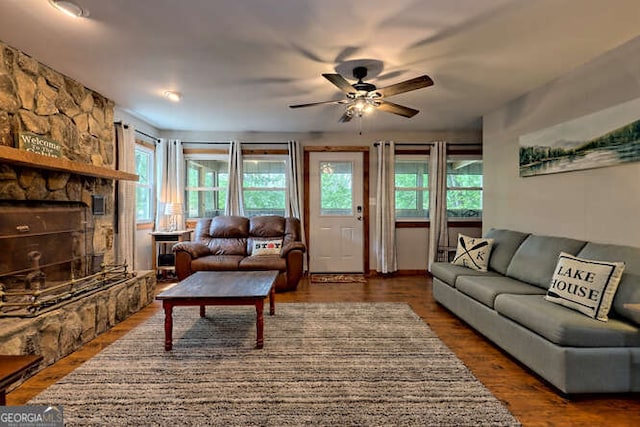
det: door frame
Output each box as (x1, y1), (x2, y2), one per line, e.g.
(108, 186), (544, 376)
(304, 146), (370, 274)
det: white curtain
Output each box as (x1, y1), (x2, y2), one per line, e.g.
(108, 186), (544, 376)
(428, 141), (449, 271)
(155, 139), (185, 231)
(285, 140), (303, 219)
(374, 141), (397, 273)
(114, 123), (136, 269)
(286, 140), (307, 270)
(225, 141), (244, 216)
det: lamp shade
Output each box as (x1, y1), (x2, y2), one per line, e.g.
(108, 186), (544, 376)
(164, 203), (183, 216)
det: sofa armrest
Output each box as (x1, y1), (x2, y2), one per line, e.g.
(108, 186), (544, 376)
(173, 242), (211, 259)
(281, 242), (305, 291)
(281, 241), (306, 258)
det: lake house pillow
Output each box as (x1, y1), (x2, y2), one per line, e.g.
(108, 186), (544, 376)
(451, 234), (494, 272)
(545, 252), (625, 321)
(252, 239), (283, 256)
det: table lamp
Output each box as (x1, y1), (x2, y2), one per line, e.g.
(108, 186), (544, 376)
(164, 202), (182, 232)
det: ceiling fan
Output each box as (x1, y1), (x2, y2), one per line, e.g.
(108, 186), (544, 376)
(289, 66), (434, 122)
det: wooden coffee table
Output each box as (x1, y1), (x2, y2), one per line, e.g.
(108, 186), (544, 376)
(156, 270), (279, 350)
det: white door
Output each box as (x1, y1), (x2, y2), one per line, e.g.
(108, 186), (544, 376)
(309, 152), (364, 273)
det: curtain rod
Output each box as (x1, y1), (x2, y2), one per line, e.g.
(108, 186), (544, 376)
(373, 142), (481, 147)
(113, 121), (160, 142)
(135, 129), (160, 142)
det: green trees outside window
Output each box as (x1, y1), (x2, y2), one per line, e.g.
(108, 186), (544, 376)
(135, 146), (154, 222)
(446, 159), (482, 218)
(320, 161), (353, 215)
(394, 156), (482, 220)
(185, 159), (228, 218)
(242, 159), (286, 217)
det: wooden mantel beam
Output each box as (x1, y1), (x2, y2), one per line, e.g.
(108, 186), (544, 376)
(0, 145), (138, 181)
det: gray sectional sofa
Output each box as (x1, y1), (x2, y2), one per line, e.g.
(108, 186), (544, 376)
(431, 229), (640, 394)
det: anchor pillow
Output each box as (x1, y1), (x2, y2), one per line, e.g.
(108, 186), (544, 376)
(451, 234), (494, 272)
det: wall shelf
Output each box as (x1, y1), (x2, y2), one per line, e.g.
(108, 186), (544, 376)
(0, 145), (138, 181)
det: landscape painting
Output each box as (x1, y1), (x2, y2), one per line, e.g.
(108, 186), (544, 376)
(519, 97), (640, 177)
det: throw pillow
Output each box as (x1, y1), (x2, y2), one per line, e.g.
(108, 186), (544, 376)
(252, 239), (283, 256)
(451, 234), (494, 272)
(545, 252), (625, 321)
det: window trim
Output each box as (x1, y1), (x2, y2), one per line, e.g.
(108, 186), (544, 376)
(184, 153), (229, 219)
(395, 154), (430, 222)
(446, 155), (483, 221)
(242, 154), (289, 217)
(134, 142), (155, 224)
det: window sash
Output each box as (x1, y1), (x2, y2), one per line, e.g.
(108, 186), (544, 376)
(134, 145), (154, 223)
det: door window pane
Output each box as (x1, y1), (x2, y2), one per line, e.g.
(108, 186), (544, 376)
(320, 161), (353, 215)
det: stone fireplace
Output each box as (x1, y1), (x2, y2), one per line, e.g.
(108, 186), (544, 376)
(0, 41), (155, 374)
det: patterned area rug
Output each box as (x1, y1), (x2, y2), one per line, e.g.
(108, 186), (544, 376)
(29, 303), (520, 426)
(310, 274), (367, 283)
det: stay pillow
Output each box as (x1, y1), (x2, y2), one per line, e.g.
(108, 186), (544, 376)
(451, 234), (494, 272)
(252, 239), (283, 256)
(545, 252), (625, 321)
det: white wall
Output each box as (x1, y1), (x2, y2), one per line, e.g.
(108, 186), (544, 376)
(483, 35), (640, 246)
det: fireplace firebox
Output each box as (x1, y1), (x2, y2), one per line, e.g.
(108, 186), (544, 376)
(0, 201), (131, 317)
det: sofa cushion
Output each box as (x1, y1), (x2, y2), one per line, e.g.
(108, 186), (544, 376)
(191, 255), (244, 271)
(484, 229), (530, 274)
(250, 238), (283, 256)
(578, 242), (640, 326)
(451, 234), (494, 272)
(429, 262), (500, 287)
(545, 252), (625, 322)
(506, 235), (587, 289)
(456, 276), (545, 309)
(206, 238), (247, 256)
(210, 216), (249, 238)
(494, 294), (640, 347)
(250, 215), (285, 237)
(239, 255), (286, 272)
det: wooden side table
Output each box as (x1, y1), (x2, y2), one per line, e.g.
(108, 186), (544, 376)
(0, 355), (42, 405)
(150, 230), (192, 276)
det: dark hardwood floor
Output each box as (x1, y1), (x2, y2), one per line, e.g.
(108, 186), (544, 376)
(8, 274), (640, 426)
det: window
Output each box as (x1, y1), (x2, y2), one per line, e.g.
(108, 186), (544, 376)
(320, 161), (353, 216)
(446, 157), (482, 219)
(242, 157), (287, 217)
(185, 157), (228, 218)
(134, 144), (154, 222)
(395, 156), (429, 219)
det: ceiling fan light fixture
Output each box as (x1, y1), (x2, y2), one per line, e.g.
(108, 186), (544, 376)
(163, 90), (182, 102)
(49, 0), (89, 18)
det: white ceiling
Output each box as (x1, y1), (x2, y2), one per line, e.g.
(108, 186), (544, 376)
(1, 0), (639, 133)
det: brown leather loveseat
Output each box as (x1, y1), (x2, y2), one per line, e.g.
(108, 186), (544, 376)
(173, 215), (306, 292)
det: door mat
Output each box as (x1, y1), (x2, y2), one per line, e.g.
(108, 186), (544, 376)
(310, 274), (367, 284)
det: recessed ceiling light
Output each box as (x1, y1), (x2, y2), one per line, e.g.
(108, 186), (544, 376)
(49, 0), (90, 18)
(163, 91), (182, 102)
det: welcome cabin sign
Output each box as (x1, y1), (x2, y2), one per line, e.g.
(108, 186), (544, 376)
(15, 132), (62, 158)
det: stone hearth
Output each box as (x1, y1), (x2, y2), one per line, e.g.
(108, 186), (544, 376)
(0, 271), (155, 366)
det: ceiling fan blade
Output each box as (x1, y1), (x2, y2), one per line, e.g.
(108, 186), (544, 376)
(377, 100), (419, 118)
(289, 99), (348, 109)
(338, 111), (353, 123)
(376, 75), (433, 98)
(322, 73), (355, 93)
